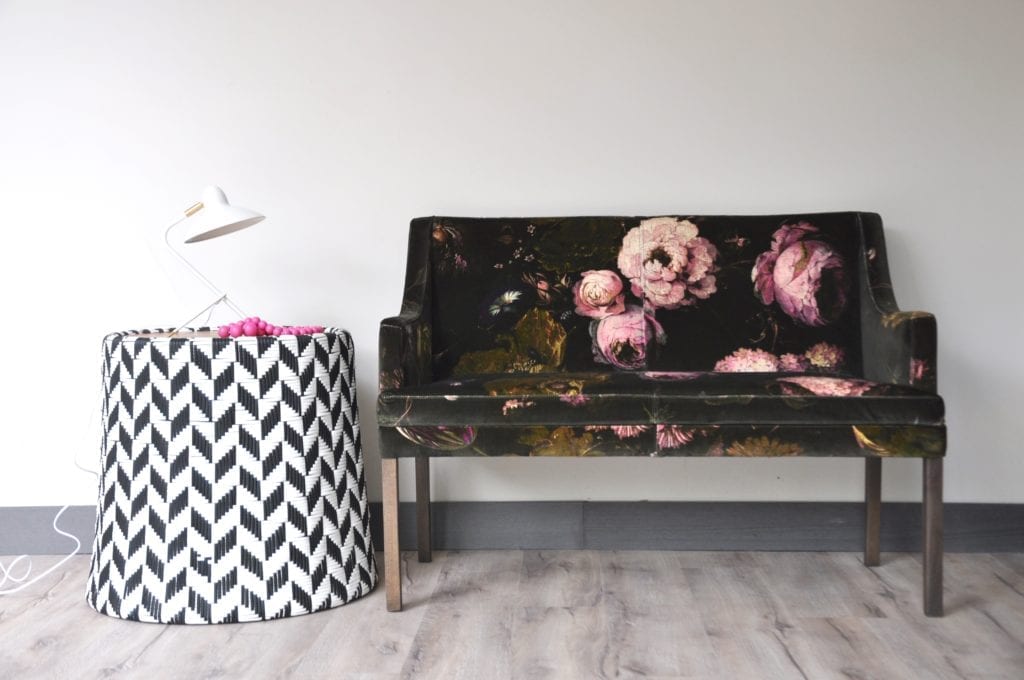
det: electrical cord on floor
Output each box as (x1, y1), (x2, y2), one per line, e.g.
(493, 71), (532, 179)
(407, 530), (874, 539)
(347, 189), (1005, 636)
(0, 506), (82, 594)
(0, 406), (100, 595)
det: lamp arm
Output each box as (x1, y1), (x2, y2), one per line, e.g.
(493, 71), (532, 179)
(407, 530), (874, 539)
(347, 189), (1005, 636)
(164, 217), (247, 319)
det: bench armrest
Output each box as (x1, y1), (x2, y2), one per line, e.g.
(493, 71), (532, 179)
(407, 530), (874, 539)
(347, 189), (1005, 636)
(862, 310), (937, 391)
(380, 312), (431, 390)
(379, 218), (435, 391)
(858, 213), (938, 392)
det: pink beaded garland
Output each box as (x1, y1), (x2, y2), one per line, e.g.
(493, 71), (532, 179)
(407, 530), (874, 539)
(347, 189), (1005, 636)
(216, 317), (327, 339)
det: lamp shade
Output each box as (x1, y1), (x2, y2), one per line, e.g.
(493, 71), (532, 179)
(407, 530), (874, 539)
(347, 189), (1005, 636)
(182, 185), (264, 243)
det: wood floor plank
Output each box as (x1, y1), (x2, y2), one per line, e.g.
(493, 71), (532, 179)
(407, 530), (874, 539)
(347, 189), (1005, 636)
(819, 552), (903, 619)
(990, 552), (1024, 577)
(518, 550), (603, 608)
(0, 556), (80, 630)
(3, 552), (1024, 679)
(701, 622), (814, 679)
(605, 603), (718, 678)
(0, 557), (139, 679)
(683, 562), (815, 679)
(862, 553), (1024, 680)
(401, 603), (515, 680)
(598, 551), (718, 676)
(859, 553), (930, 615)
(683, 563), (792, 629)
(781, 616), (921, 680)
(290, 552), (446, 677)
(597, 550), (694, 608)
(509, 606), (610, 679)
(429, 549), (524, 609)
(748, 551), (859, 619)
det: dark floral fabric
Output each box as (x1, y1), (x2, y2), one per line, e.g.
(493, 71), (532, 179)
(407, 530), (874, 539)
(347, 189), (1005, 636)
(425, 215), (863, 377)
(378, 213), (944, 459)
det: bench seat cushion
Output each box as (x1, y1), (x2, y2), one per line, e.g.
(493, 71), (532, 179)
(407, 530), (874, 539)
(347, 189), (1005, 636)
(378, 422), (944, 458)
(377, 371), (944, 428)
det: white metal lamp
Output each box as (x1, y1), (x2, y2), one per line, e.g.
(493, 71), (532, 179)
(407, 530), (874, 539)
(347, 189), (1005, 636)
(164, 185), (264, 330)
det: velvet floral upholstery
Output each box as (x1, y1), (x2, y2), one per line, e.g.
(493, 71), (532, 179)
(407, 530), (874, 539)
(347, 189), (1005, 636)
(378, 213), (944, 459)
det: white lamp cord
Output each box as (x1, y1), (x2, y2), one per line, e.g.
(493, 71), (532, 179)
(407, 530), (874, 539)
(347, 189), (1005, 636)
(169, 293), (227, 337)
(0, 507), (82, 595)
(0, 403), (101, 595)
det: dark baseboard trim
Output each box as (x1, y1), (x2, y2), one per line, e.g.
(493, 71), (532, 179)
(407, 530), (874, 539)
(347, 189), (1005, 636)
(1, 506), (98, 556)
(4, 502), (1022, 555)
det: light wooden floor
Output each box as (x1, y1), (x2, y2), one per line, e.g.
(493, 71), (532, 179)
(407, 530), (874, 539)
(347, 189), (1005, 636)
(1, 551), (1022, 679)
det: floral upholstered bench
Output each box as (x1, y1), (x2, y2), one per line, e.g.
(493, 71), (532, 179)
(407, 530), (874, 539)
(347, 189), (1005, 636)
(377, 213), (945, 615)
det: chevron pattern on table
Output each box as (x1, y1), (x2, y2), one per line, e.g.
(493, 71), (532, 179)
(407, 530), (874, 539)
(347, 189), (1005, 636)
(86, 328), (376, 624)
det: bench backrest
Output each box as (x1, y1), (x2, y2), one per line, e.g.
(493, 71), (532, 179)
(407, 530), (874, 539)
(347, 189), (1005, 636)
(409, 213), (873, 380)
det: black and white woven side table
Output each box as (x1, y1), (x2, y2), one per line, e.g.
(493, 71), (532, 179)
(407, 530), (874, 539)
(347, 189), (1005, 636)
(86, 327), (377, 624)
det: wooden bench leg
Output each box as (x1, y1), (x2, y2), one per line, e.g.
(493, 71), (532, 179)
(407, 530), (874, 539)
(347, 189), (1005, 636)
(864, 458), (881, 567)
(382, 457), (402, 612)
(416, 454), (432, 563)
(923, 458), (944, 617)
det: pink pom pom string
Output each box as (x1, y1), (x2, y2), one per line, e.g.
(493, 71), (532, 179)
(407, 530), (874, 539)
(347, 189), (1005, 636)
(216, 317), (329, 338)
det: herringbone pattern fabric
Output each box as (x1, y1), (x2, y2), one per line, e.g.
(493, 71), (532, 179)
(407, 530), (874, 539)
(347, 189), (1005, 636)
(87, 328), (376, 624)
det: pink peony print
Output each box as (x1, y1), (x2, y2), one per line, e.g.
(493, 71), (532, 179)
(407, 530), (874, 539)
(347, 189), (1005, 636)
(752, 222), (849, 326)
(777, 376), (874, 397)
(779, 353), (810, 372)
(592, 305), (667, 370)
(618, 217), (718, 309)
(559, 394), (589, 406)
(805, 342), (845, 371)
(573, 270), (626, 319)
(714, 348), (781, 373)
(657, 424), (696, 449)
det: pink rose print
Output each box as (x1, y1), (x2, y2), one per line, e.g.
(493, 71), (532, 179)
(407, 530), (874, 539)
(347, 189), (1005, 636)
(559, 394), (589, 406)
(752, 222), (816, 302)
(573, 269), (626, 319)
(777, 376), (874, 397)
(714, 348), (781, 373)
(618, 217), (718, 309)
(752, 222), (849, 326)
(592, 305), (667, 370)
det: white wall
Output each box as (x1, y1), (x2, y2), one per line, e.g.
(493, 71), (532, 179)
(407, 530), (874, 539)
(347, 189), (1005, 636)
(1, 0), (1021, 507)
